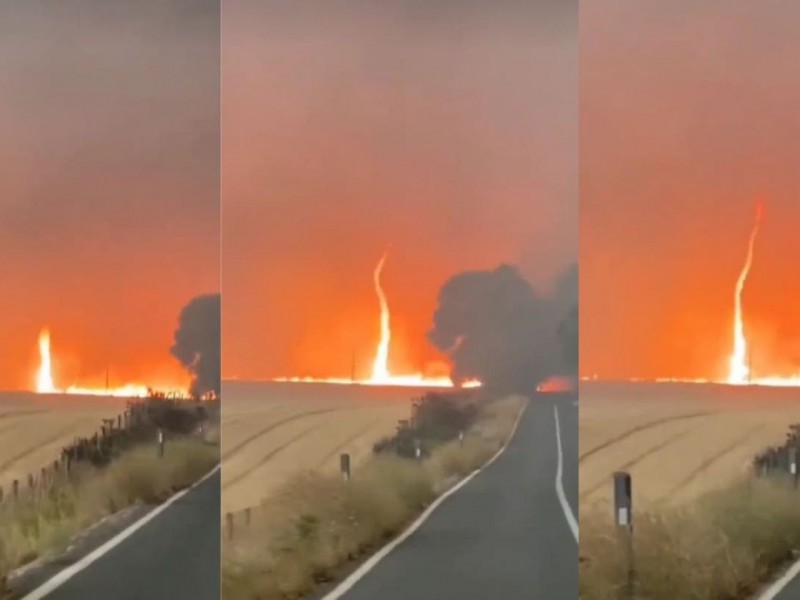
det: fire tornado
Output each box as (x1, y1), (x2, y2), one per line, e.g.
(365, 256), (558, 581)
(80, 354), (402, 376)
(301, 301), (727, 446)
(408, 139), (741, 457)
(727, 202), (763, 384)
(275, 250), (480, 388)
(36, 329), (57, 393)
(33, 327), (180, 397)
(370, 251), (391, 382)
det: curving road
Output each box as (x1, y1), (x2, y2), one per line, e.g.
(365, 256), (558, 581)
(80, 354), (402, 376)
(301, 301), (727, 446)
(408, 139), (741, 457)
(324, 393), (579, 600)
(17, 467), (220, 600)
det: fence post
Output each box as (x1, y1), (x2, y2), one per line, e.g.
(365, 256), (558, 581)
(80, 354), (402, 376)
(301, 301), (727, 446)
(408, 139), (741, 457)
(414, 438), (422, 461)
(157, 429), (165, 458)
(613, 471), (634, 600)
(791, 447), (798, 489)
(459, 431), (464, 447)
(340, 453), (351, 481)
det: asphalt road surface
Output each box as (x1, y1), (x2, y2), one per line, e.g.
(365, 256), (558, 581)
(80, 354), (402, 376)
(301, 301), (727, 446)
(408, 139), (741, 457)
(332, 393), (579, 600)
(23, 468), (220, 600)
(763, 564), (800, 600)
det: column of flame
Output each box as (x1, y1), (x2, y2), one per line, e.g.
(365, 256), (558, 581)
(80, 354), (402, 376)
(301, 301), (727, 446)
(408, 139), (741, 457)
(371, 251), (392, 382)
(727, 202), (763, 384)
(36, 329), (57, 393)
(370, 251), (391, 382)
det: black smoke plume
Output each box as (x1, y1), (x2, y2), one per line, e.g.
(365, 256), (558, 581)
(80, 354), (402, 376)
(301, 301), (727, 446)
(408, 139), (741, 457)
(428, 264), (576, 393)
(170, 293), (220, 397)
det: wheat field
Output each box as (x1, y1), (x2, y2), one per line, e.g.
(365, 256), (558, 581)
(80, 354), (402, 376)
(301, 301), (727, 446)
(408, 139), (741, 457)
(221, 381), (413, 514)
(0, 391), (123, 496)
(580, 381), (800, 509)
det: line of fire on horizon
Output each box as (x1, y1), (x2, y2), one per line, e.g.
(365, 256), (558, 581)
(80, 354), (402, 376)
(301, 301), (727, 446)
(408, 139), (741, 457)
(34, 328), (186, 398)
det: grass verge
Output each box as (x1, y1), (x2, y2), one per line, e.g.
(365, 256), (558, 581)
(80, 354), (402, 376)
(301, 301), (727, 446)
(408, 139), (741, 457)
(0, 437), (218, 583)
(222, 395), (525, 600)
(580, 476), (800, 599)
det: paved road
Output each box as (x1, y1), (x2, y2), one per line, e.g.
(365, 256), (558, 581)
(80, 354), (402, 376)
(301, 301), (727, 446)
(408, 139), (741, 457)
(23, 468), (220, 600)
(334, 393), (578, 600)
(762, 563), (800, 600)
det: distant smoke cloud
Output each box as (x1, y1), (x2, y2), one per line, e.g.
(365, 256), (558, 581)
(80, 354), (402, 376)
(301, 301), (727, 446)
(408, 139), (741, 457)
(428, 263), (577, 392)
(170, 293), (220, 397)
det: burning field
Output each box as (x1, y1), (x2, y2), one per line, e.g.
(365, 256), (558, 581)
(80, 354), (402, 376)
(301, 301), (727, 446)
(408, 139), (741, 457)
(0, 391), (121, 497)
(220, 381), (413, 515)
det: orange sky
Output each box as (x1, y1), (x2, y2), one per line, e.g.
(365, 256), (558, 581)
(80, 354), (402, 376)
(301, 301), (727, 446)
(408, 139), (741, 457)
(222, 2), (577, 380)
(0, 2), (219, 391)
(581, 1), (800, 381)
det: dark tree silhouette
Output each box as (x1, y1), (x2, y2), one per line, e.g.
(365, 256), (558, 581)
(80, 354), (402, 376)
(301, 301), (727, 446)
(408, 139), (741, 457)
(427, 264), (561, 393)
(170, 293), (220, 397)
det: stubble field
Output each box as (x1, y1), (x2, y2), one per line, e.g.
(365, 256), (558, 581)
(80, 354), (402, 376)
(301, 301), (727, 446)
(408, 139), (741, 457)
(221, 381), (413, 515)
(580, 381), (800, 510)
(0, 391), (122, 496)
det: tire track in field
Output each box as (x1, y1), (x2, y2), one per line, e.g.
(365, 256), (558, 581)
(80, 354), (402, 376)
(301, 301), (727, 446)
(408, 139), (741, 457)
(0, 409), (61, 438)
(222, 404), (282, 429)
(316, 418), (382, 468)
(0, 419), (93, 474)
(222, 423), (324, 490)
(0, 408), (51, 421)
(658, 424), (765, 501)
(579, 412), (713, 463)
(580, 427), (696, 499)
(222, 407), (343, 461)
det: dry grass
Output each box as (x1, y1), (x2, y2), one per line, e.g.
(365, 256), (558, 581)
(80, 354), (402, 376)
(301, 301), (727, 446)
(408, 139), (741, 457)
(580, 477), (800, 599)
(221, 394), (524, 600)
(580, 381), (800, 599)
(0, 437), (218, 580)
(0, 392), (122, 495)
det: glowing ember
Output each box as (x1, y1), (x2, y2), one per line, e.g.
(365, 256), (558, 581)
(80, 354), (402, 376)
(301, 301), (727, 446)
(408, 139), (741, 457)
(275, 251), (481, 389)
(34, 328), (181, 397)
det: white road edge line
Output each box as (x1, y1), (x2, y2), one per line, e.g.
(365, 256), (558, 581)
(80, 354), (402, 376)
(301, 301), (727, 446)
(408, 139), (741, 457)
(757, 555), (800, 600)
(321, 398), (529, 600)
(21, 463), (221, 600)
(554, 405), (579, 542)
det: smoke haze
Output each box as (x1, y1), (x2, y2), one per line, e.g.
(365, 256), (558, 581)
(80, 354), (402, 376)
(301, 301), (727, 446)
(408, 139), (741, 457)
(428, 263), (576, 392)
(0, 0), (219, 390)
(171, 294), (221, 397)
(582, 1), (800, 380)
(223, 1), (577, 380)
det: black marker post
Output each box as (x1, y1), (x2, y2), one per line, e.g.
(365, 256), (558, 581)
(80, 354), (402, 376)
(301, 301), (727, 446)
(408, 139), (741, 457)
(613, 471), (634, 599)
